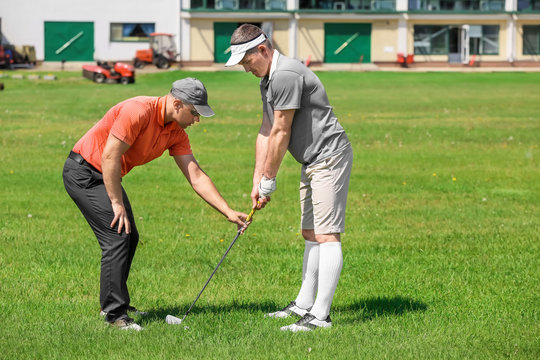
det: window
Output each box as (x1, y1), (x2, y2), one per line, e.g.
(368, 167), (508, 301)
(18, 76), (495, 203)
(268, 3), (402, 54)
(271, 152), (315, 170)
(523, 26), (540, 54)
(414, 25), (499, 55)
(110, 23), (155, 42)
(191, 0), (210, 8)
(299, 0), (393, 10)
(478, 25), (498, 54)
(414, 26), (448, 54)
(518, 0), (540, 10)
(409, 0), (504, 11)
(192, 0), (274, 9)
(469, 25), (499, 54)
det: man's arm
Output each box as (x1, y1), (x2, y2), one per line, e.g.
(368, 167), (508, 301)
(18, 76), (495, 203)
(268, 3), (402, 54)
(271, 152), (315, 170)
(174, 154), (248, 229)
(263, 109), (295, 178)
(255, 109), (295, 207)
(102, 133), (131, 234)
(251, 112), (272, 209)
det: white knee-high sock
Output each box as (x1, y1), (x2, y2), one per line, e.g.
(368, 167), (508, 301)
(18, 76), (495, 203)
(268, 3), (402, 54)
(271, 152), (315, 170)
(310, 242), (343, 320)
(294, 240), (320, 310)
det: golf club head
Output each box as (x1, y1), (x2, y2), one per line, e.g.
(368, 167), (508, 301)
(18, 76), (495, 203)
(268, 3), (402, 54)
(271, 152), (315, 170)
(165, 314), (183, 325)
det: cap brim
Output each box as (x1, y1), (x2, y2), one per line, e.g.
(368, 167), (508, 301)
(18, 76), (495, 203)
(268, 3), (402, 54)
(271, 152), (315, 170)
(225, 51), (246, 67)
(193, 103), (215, 117)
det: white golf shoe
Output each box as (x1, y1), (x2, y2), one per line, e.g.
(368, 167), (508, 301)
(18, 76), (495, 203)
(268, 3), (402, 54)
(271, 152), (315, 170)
(264, 301), (310, 319)
(280, 313), (332, 332)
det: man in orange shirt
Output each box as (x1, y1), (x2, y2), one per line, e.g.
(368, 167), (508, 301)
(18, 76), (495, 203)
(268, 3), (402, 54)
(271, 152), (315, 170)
(63, 78), (249, 331)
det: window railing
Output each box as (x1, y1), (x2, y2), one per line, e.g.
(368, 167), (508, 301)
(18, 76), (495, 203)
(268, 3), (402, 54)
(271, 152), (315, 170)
(408, 0), (505, 11)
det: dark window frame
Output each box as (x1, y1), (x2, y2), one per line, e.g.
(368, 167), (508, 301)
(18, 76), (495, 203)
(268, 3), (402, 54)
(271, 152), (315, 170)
(110, 23), (155, 43)
(414, 24), (499, 55)
(523, 25), (540, 54)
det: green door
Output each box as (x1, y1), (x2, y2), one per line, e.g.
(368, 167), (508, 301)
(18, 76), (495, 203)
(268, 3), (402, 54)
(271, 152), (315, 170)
(44, 22), (94, 61)
(324, 23), (371, 63)
(214, 22), (238, 63)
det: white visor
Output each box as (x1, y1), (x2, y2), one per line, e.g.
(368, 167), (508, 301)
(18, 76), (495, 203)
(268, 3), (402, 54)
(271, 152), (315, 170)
(225, 34), (267, 67)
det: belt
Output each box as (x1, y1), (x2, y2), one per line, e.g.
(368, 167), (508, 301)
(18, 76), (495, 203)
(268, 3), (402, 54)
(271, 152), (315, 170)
(68, 151), (101, 173)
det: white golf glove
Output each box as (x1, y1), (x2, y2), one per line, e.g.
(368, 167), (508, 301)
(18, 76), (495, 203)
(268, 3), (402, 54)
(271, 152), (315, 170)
(258, 176), (276, 198)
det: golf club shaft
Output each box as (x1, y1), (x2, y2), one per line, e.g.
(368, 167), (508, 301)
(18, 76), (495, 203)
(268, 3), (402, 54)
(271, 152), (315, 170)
(180, 229), (242, 322)
(180, 207), (256, 323)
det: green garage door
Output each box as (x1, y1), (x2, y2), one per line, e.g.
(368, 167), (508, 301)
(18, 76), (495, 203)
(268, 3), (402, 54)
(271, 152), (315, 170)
(214, 22), (238, 63)
(325, 23), (371, 63)
(44, 22), (94, 61)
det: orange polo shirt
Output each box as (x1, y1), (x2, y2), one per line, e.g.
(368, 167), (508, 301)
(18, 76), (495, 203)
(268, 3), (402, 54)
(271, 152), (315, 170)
(73, 96), (192, 176)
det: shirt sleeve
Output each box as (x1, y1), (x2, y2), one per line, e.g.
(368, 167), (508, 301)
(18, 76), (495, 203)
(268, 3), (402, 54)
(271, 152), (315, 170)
(270, 71), (303, 110)
(168, 129), (192, 156)
(109, 101), (148, 146)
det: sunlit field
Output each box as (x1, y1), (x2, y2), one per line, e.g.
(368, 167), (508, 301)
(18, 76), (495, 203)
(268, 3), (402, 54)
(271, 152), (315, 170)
(0, 70), (538, 359)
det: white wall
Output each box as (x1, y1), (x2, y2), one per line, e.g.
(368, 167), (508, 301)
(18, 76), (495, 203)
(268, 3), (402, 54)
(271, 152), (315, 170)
(0, 0), (180, 61)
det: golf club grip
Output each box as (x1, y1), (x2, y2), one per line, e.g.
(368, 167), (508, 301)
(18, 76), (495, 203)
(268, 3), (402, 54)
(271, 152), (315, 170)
(246, 206), (256, 223)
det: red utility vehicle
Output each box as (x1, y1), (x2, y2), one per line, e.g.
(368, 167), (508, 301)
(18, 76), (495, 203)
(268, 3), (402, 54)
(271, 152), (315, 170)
(133, 33), (179, 69)
(82, 61), (135, 85)
(0, 45), (12, 68)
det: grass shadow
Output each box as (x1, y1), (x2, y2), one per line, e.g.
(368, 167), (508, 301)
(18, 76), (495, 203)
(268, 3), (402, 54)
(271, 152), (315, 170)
(139, 300), (283, 325)
(139, 296), (427, 326)
(334, 296), (428, 324)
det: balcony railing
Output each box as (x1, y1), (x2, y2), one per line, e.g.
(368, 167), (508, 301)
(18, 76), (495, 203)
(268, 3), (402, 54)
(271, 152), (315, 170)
(408, 0), (505, 11)
(188, 0), (540, 11)
(299, 0), (396, 10)
(190, 0), (397, 10)
(191, 0), (287, 10)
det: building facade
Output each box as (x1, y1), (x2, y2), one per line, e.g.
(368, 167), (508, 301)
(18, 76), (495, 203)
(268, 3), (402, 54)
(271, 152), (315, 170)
(181, 0), (540, 66)
(0, 0), (179, 63)
(1, 0), (539, 66)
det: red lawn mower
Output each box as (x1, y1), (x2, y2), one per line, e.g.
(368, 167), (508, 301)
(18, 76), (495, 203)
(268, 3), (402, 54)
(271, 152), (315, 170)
(82, 61), (135, 85)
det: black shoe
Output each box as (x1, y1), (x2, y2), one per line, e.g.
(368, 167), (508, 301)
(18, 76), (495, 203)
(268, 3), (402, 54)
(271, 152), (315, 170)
(100, 305), (148, 317)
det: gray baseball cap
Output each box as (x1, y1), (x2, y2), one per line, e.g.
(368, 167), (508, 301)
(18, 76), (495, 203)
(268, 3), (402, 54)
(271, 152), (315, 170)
(170, 78), (215, 117)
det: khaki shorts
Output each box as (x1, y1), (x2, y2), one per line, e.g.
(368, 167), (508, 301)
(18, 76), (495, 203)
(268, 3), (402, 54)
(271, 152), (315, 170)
(300, 146), (353, 234)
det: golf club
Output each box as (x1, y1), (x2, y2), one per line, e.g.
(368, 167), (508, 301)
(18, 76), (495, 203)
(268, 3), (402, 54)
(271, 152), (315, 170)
(166, 206), (257, 326)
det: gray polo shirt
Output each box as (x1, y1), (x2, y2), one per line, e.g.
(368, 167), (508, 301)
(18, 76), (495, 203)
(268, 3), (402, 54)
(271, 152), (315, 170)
(260, 51), (350, 165)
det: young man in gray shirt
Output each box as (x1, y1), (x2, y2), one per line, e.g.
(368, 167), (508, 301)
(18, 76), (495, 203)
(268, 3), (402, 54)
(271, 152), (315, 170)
(226, 24), (353, 332)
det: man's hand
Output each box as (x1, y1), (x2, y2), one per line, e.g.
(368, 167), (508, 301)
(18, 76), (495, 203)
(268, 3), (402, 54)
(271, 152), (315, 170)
(251, 184), (270, 210)
(258, 175), (276, 197)
(226, 210), (251, 234)
(255, 176), (275, 210)
(110, 201), (131, 234)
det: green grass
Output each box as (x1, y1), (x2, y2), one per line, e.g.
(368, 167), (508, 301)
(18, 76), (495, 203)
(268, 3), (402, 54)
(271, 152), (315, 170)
(0, 70), (539, 359)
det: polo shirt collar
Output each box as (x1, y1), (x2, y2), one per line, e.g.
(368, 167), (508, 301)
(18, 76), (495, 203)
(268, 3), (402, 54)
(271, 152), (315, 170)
(261, 50), (280, 89)
(268, 50), (280, 81)
(158, 96), (166, 127)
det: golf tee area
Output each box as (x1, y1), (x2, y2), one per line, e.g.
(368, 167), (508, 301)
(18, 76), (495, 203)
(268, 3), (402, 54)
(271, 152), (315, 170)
(0, 70), (538, 359)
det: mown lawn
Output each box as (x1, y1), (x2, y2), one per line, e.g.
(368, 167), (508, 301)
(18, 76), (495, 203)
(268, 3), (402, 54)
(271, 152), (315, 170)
(0, 69), (539, 359)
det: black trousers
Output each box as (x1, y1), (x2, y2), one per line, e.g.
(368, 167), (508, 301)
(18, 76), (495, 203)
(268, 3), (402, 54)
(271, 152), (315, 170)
(63, 151), (139, 322)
